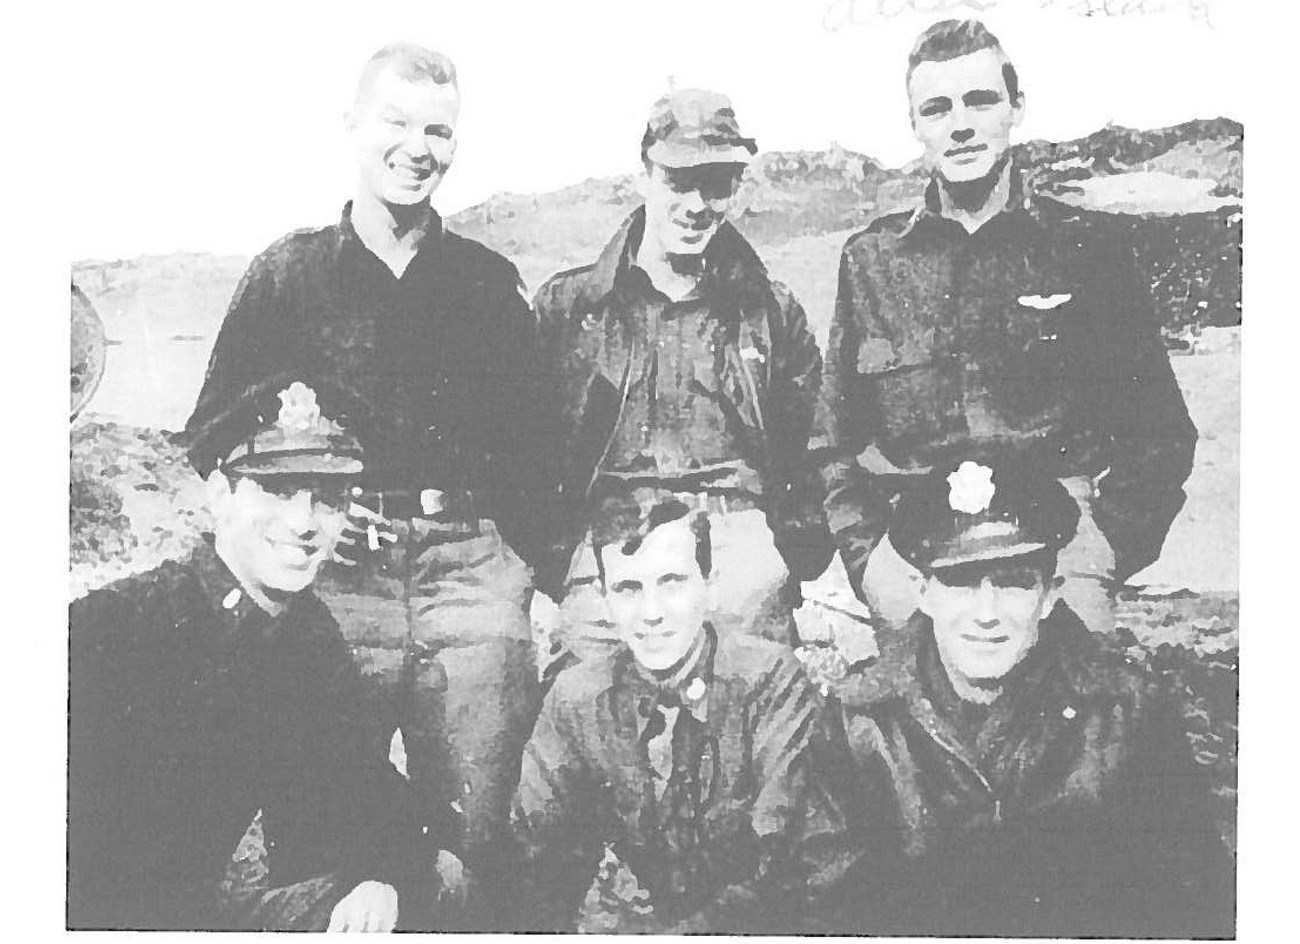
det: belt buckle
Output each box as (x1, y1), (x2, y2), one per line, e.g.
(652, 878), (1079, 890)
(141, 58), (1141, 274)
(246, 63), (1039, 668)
(420, 488), (445, 517)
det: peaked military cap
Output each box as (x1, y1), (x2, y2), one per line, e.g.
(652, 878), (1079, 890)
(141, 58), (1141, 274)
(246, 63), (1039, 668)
(890, 460), (1080, 572)
(187, 373), (372, 479)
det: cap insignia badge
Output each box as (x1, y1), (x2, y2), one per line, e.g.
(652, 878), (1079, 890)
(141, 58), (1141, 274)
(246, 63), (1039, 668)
(947, 461), (996, 514)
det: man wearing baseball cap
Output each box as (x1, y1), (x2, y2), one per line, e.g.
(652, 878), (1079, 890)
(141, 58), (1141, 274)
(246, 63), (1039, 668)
(814, 459), (1232, 936)
(70, 377), (448, 930)
(532, 88), (831, 669)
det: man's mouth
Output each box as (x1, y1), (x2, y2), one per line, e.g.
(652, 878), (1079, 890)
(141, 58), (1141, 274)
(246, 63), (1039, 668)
(634, 628), (679, 645)
(272, 539), (320, 568)
(388, 160), (434, 182)
(961, 632), (1009, 646)
(945, 144), (987, 158)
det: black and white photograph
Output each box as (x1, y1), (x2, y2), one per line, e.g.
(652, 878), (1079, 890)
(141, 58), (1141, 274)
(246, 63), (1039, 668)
(58, 0), (1254, 935)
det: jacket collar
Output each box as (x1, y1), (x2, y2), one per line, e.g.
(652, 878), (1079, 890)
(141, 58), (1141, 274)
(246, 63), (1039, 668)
(577, 206), (773, 316)
(835, 602), (1127, 712)
(897, 153), (1036, 241)
(191, 535), (269, 627)
(337, 200), (445, 260)
(619, 622), (718, 726)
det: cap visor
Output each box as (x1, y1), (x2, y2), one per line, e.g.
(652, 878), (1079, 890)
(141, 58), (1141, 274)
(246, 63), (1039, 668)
(226, 451), (364, 478)
(927, 540), (1050, 571)
(646, 141), (755, 168)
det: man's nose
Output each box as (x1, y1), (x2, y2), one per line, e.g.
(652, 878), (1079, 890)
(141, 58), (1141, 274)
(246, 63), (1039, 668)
(952, 126), (975, 144)
(973, 577), (999, 625)
(402, 127), (433, 159)
(681, 189), (709, 214)
(286, 491), (319, 535)
(640, 589), (665, 625)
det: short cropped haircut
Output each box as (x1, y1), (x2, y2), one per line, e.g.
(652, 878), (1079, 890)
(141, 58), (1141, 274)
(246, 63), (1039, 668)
(906, 19), (1020, 103)
(355, 43), (458, 105)
(592, 497), (712, 582)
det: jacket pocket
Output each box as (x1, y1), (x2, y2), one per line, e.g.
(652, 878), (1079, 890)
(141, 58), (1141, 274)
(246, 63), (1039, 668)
(990, 301), (1070, 423)
(865, 352), (963, 447)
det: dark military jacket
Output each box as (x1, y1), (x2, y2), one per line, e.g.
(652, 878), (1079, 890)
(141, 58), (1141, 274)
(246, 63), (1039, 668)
(817, 604), (1234, 937)
(509, 627), (841, 932)
(67, 542), (432, 929)
(814, 170), (1198, 586)
(531, 207), (832, 597)
(183, 204), (549, 567)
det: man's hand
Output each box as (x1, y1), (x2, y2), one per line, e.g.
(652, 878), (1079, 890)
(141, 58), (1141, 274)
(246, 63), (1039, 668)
(434, 849), (471, 908)
(332, 500), (398, 567)
(326, 880), (399, 932)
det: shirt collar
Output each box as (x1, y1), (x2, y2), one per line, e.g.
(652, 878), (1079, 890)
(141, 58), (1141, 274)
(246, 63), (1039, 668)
(338, 200), (445, 259)
(627, 622), (718, 724)
(897, 155), (1035, 240)
(582, 206), (771, 313)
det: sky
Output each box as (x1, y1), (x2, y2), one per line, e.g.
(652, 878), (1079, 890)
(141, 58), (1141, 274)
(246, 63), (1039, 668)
(67, 0), (1247, 260)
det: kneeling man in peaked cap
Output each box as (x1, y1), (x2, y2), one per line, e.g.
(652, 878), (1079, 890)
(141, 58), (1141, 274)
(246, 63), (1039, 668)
(816, 460), (1233, 937)
(70, 377), (450, 931)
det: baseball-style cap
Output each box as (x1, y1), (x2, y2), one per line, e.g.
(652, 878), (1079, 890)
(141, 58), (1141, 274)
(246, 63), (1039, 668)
(889, 460), (1079, 572)
(189, 375), (368, 480)
(642, 88), (758, 168)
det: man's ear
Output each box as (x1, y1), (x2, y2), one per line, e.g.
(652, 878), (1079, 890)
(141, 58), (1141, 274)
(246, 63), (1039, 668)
(915, 575), (934, 618)
(703, 567), (722, 612)
(1011, 90), (1027, 129)
(1043, 571), (1064, 606)
(203, 470), (233, 519)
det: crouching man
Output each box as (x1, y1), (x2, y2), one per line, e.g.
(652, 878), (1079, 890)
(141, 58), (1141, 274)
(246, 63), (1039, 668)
(819, 460), (1234, 937)
(69, 377), (446, 931)
(510, 492), (842, 932)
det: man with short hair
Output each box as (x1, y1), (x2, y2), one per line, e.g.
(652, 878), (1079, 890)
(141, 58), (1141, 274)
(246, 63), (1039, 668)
(816, 460), (1233, 936)
(184, 43), (545, 896)
(814, 19), (1197, 634)
(510, 493), (839, 932)
(70, 377), (443, 931)
(533, 88), (830, 664)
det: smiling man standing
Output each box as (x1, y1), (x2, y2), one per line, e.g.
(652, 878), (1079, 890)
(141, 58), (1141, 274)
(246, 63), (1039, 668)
(817, 459), (1233, 936)
(184, 44), (545, 911)
(532, 89), (830, 667)
(813, 20), (1197, 636)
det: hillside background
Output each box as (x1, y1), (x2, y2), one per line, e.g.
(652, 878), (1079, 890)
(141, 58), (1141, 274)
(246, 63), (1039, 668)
(72, 117), (1241, 596)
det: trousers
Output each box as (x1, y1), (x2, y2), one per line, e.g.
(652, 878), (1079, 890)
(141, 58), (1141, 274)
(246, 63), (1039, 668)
(316, 518), (541, 875)
(554, 506), (793, 665)
(860, 475), (1118, 635)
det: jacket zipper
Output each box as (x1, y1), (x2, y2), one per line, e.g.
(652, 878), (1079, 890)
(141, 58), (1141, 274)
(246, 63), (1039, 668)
(920, 718), (1002, 825)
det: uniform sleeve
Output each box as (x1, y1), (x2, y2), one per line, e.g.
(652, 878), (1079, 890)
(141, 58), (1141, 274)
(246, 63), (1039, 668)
(184, 252), (285, 475)
(764, 283), (834, 584)
(472, 262), (554, 573)
(507, 690), (604, 931)
(1077, 234), (1198, 582)
(813, 243), (895, 595)
(526, 277), (587, 601)
(1111, 683), (1235, 936)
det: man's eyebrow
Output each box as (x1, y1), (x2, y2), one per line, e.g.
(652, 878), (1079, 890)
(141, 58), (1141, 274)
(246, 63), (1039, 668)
(658, 572), (689, 584)
(611, 579), (642, 592)
(962, 88), (1003, 106)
